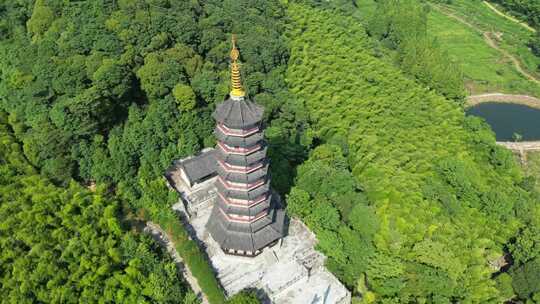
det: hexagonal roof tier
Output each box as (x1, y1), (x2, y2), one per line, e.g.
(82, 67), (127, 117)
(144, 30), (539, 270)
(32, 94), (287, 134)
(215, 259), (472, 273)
(213, 98), (264, 129)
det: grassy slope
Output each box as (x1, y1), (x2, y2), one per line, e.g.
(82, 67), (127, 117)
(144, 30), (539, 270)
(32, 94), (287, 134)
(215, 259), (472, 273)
(286, 3), (531, 301)
(427, 8), (539, 96)
(446, 1), (539, 74)
(426, 1), (540, 96)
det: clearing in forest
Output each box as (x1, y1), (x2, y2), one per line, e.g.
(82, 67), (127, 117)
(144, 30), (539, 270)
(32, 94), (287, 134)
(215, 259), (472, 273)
(430, 1), (540, 77)
(426, 1), (540, 97)
(285, 3), (533, 302)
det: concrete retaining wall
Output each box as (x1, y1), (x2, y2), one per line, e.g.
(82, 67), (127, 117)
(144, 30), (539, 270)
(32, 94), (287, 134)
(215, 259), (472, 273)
(467, 93), (540, 109)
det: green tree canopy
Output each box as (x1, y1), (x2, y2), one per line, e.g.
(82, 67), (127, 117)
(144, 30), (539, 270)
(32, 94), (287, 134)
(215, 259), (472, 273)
(0, 119), (189, 303)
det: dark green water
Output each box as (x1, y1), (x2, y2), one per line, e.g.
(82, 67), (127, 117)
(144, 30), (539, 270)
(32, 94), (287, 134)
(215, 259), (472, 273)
(466, 102), (540, 141)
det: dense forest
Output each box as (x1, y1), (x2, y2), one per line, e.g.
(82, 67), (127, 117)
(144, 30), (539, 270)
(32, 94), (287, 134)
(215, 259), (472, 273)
(0, 0), (299, 303)
(286, 2), (540, 303)
(0, 114), (191, 303)
(1, 0), (540, 303)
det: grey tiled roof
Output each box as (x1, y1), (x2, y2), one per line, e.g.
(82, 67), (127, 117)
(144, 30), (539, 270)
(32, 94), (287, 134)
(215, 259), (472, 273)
(177, 150), (216, 184)
(213, 97), (264, 128)
(206, 197), (285, 252)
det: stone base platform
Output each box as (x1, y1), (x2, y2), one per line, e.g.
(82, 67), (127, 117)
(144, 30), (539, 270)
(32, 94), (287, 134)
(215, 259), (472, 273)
(171, 186), (351, 303)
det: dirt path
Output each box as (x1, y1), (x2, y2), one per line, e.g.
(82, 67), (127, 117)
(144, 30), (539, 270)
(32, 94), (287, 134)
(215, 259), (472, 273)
(482, 32), (540, 84)
(144, 222), (210, 304)
(430, 4), (540, 85)
(482, 1), (536, 33)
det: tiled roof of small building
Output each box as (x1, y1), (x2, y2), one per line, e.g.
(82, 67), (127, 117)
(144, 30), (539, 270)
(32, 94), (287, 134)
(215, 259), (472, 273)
(177, 149), (216, 184)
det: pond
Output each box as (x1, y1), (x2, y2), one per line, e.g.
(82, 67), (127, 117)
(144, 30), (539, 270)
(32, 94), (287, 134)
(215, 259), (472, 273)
(466, 102), (540, 141)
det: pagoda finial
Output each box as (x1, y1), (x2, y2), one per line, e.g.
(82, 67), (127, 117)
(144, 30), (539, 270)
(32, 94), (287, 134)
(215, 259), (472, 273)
(229, 34), (245, 98)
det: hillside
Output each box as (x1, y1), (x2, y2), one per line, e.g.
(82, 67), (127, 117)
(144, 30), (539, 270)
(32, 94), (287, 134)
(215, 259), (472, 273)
(0, 1), (293, 303)
(0, 114), (191, 303)
(0, 0), (540, 303)
(285, 3), (539, 302)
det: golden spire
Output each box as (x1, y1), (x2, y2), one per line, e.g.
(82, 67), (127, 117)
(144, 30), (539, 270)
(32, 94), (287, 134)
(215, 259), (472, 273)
(229, 34), (245, 98)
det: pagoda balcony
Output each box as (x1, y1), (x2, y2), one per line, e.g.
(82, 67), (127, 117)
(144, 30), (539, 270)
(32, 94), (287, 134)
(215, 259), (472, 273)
(218, 191), (268, 208)
(215, 128), (263, 147)
(217, 123), (259, 137)
(216, 180), (270, 201)
(217, 163), (268, 184)
(216, 146), (267, 167)
(217, 141), (261, 155)
(217, 159), (264, 174)
(217, 197), (270, 217)
(219, 207), (268, 223)
(218, 176), (265, 191)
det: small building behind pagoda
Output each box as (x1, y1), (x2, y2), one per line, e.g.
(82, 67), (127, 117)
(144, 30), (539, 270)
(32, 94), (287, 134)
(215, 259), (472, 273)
(171, 148), (216, 189)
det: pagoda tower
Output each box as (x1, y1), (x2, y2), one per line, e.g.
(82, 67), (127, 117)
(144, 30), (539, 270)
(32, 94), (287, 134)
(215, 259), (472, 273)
(206, 36), (285, 256)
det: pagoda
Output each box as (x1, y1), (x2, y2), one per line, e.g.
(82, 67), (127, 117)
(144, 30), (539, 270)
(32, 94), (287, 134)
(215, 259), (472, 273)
(206, 36), (285, 256)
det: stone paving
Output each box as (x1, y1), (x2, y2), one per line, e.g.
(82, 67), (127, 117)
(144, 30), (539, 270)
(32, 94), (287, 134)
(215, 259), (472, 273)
(168, 171), (351, 304)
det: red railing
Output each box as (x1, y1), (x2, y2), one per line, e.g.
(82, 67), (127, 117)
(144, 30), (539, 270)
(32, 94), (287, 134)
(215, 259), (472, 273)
(218, 176), (265, 191)
(217, 123), (259, 137)
(217, 141), (261, 155)
(217, 159), (263, 174)
(218, 192), (267, 207)
(219, 207), (268, 223)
